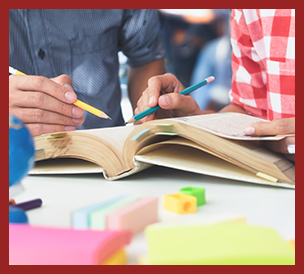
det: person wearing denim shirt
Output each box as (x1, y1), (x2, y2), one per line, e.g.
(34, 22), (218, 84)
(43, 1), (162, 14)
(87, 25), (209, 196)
(9, 9), (165, 136)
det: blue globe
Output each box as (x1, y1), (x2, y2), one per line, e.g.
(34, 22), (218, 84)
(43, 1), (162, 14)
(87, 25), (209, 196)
(9, 115), (35, 187)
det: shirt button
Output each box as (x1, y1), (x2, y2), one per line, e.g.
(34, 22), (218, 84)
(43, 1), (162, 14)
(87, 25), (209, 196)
(38, 48), (46, 60)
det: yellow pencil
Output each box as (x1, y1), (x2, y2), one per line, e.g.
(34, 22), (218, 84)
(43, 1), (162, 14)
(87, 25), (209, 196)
(73, 100), (110, 119)
(9, 66), (111, 120)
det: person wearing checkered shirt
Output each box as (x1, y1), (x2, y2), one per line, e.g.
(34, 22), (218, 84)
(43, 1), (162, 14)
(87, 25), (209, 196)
(9, 9), (165, 137)
(134, 9), (295, 161)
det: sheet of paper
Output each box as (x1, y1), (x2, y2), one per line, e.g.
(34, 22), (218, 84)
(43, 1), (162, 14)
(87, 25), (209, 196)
(170, 113), (291, 140)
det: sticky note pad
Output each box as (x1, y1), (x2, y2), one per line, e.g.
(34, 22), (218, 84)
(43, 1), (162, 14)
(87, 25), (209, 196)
(72, 195), (127, 229)
(90, 196), (140, 230)
(145, 223), (295, 265)
(106, 196), (158, 234)
(9, 224), (132, 265)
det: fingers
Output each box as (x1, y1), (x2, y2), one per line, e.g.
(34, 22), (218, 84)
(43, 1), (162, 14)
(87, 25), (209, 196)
(146, 73), (185, 107)
(244, 117), (295, 160)
(244, 117), (295, 136)
(9, 74), (85, 136)
(10, 91), (84, 118)
(135, 74), (184, 109)
(261, 136), (295, 162)
(10, 74), (77, 104)
(134, 89), (156, 122)
(10, 107), (84, 126)
(262, 136), (295, 154)
(9, 106), (84, 137)
(135, 73), (203, 123)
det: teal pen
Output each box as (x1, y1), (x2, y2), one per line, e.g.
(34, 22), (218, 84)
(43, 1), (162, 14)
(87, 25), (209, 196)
(126, 76), (215, 124)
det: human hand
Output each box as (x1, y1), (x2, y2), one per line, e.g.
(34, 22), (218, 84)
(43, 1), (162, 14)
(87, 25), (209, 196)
(9, 74), (84, 136)
(134, 73), (205, 123)
(244, 117), (295, 161)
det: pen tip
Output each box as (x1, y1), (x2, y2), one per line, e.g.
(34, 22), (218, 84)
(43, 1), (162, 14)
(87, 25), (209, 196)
(107, 117), (112, 120)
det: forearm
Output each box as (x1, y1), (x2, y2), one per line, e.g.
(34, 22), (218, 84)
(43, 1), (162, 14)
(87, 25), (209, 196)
(127, 59), (166, 112)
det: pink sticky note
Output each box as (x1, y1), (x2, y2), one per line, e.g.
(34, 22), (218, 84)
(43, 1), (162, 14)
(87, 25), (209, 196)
(9, 224), (132, 265)
(106, 196), (158, 235)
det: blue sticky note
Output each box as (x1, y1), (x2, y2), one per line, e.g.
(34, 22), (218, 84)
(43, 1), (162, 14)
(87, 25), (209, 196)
(72, 195), (127, 229)
(130, 129), (150, 140)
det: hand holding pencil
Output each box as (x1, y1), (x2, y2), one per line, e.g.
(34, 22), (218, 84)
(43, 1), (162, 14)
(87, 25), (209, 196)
(129, 73), (215, 124)
(9, 67), (111, 137)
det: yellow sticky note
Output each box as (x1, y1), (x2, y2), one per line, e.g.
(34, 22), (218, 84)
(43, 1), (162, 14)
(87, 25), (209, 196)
(145, 223), (295, 265)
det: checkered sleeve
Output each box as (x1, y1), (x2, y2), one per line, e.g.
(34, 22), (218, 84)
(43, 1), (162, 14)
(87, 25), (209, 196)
(230, 9), (295, 120)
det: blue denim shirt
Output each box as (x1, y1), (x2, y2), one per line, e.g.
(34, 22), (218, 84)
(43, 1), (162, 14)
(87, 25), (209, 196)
(9, 9), (164, 129)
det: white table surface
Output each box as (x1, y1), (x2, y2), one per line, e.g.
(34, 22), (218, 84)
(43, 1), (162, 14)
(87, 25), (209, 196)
(13, 165), (295, 265)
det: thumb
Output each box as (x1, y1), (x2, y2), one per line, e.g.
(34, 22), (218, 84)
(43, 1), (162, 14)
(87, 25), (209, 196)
(244, 117), (295, 136)
(159, 93), (200, 115)
(51, 74), (73, 87)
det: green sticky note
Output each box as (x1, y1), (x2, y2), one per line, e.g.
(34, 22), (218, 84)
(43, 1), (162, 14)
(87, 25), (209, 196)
(145, 223), (295, 265)
(89, 196), (140, 230)
(154, 124), (178, 136)
(154, 132), (178, 136)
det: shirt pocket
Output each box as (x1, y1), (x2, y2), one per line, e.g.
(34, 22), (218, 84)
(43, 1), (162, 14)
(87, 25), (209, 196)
(69, 30), (119, 95)
(266, 60), (295, 118)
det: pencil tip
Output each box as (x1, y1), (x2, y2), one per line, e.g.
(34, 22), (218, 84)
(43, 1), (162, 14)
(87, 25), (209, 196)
(125, 117), (134, 124)
(99, 112), (112, 120)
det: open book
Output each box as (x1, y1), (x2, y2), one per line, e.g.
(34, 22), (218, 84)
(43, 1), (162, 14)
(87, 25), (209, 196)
(31, 113), (295, 189)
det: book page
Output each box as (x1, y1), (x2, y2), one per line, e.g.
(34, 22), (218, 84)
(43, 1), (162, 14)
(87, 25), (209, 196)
(169, 113), (289, 140)
(76, 124), (136, 155)
(135, 145), (294, 189)
(30, 158), (103, 174)
(33, 125), (139, 178)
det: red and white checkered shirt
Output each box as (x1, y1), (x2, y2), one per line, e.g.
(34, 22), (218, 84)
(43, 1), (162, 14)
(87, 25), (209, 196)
(230, 9), (295, 120)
